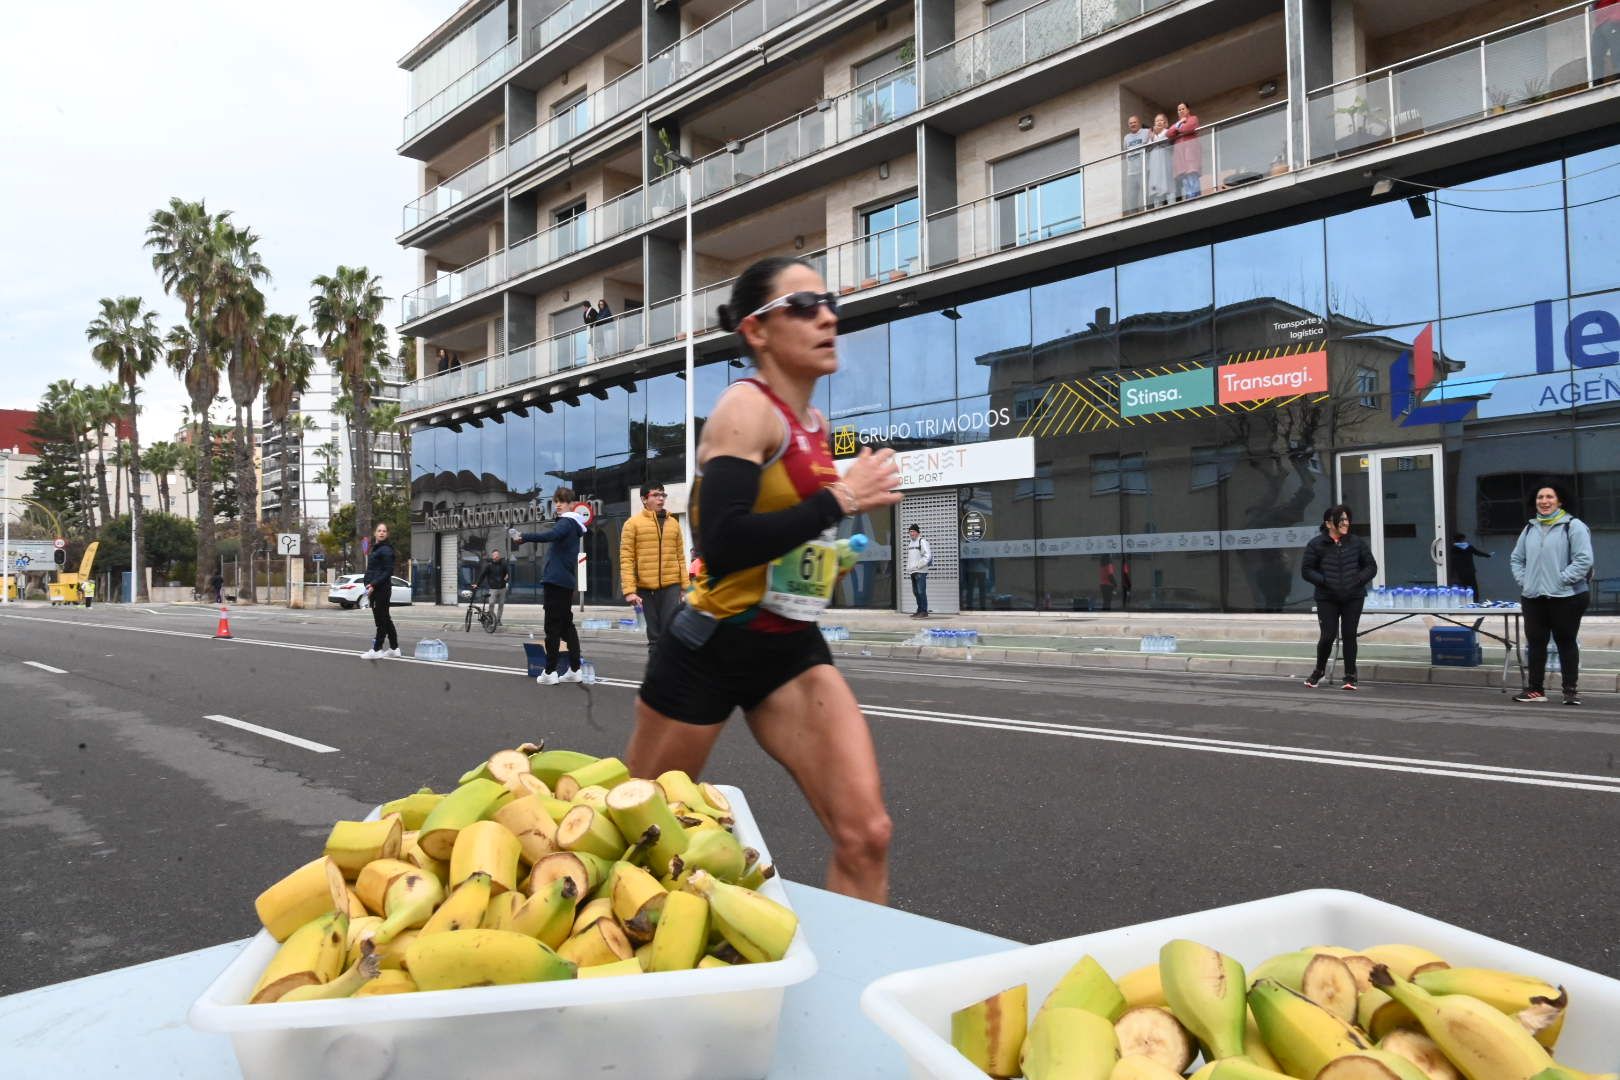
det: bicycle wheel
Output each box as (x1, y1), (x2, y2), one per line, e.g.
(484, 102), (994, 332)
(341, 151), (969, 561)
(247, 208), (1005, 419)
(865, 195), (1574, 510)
(464, 605), (475, 633)
(481, 610), (498, 634)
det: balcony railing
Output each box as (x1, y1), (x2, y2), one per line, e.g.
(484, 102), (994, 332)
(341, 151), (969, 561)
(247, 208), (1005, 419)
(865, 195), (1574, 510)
(402, 187), (650, 323)
(927, 103), (1288, 268)
(646, 64), (918, 215)
(404, 36), (521, 141)
(923, 0), (1175, 104)
(530, 0), (617, 52)
(648, 0), (830, 94)
(1306, 1), (1602, 162)
(402, 65), (643, 235)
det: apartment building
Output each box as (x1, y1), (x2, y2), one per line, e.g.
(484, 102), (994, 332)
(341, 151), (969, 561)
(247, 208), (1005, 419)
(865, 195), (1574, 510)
(398, 0), (1620, 612)
(260, 361), (408, 534)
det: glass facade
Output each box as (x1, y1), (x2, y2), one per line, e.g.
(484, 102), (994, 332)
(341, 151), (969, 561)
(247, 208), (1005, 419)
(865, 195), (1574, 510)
(413, 134), (1620, 612)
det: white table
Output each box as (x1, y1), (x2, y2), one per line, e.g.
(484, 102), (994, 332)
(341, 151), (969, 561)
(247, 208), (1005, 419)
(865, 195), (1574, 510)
(1322, 605), (1524, 690)
(0, 881), (1014, 1078)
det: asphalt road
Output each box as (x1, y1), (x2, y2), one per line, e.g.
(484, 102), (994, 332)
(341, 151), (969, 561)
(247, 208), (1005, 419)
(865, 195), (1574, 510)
(2, 601), (1617, 997)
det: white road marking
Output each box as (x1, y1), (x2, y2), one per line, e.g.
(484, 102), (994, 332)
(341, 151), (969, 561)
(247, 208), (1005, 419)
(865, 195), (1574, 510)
(7, 611), (1615, 793)
(842, 666), (1025, 683)
(23, 661), (68, 674)
(860, 704), (1620, 794)
(204, 714), (338, 754)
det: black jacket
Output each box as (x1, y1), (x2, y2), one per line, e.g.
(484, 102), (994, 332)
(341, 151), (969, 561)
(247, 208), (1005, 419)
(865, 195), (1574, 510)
(363, 540), (396, 588)
(476, 558), (510, 590)
(1301, 530), (1377, 601)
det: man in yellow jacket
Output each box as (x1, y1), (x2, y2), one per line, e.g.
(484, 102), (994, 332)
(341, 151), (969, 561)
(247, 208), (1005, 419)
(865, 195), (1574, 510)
(619, 484), (688, 652)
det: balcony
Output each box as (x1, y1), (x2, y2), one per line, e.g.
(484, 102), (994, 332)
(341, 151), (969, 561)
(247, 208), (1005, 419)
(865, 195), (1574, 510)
(648, 0), (833, 96)
(403, 36), (521, 143)
(923, 0), (1175, 104)
(529, 0), (618, 52)
(402, 186), (649, 323)
(403, 65), (644, 236)
(646, 63), (918, 215)
(927, 103), (1287, 267)
(1306, 1), (1606, 163)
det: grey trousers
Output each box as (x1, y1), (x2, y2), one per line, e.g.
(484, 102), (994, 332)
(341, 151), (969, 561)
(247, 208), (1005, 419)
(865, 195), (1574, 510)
(641, 584), (683, 653)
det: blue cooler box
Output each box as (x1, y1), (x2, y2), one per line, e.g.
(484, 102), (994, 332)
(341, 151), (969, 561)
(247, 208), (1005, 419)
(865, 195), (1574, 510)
(1430, 626), (1482, 666)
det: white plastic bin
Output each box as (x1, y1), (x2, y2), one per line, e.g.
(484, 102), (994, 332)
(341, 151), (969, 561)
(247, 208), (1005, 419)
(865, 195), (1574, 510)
(860, 889), (1620, 1080)
(190, 785), (816, 1080)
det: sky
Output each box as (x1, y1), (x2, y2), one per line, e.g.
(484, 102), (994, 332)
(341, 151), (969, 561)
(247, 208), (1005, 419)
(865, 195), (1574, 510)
(0, 0), (451, 445)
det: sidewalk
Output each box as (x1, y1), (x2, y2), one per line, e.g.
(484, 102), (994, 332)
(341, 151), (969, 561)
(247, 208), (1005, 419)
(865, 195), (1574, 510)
(373, 602), (1619, 693)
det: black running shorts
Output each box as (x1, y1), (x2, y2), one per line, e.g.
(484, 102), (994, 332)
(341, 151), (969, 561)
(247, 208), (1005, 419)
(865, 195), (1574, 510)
(638, 620), (833, 727)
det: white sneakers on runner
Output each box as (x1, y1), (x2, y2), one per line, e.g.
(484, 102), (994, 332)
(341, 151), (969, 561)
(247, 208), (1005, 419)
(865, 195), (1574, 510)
(557, 669), (583, 684)
(361, 649), (382, 659)
(537, 671), (560, 686)
(385, 648), (402, 658)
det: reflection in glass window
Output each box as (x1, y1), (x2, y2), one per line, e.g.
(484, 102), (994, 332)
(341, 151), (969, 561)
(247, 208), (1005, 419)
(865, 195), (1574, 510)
(507, 410), (536, 498)
(563, 394), (594, 476)
(890, 310), (955, 407)
(645, 372), (685, 460)
(831, 323), (889, 418)
(1578, 470), (1620, 528)
(1438, 162), (1566, 317)
(594, 385), (632, 462)
(1032, 270), (1118, 380)
(1442, 302), (1567, 384)
(1568, 145), (1620, 296)
(1092, 452), (1149, 495)
(1355, 366), (1378, 409)
(480, 417), (507, 492)
(956, 292), (1031, 398)
(457, 421), (481, 479)
(1327, 199), (1438, 329)
(1213, 221), (1327, 353)
(1190, 445), (1241, 490)
(1117, 247), (1213, 367)
(691, 362), (730, 445)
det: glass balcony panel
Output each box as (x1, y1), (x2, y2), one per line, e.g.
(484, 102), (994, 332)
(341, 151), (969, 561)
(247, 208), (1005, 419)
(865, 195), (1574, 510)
(730, 0), (764, 49)
(1027, 0), (1080, 63)
(1485, 13), (1587, 107)
(404, 38), (520, 141)
(649, 300), (679, 344)
(1210, 105), (1288, 190)
(734, 137), (766, 184)
(1391, 49), (1480, 137)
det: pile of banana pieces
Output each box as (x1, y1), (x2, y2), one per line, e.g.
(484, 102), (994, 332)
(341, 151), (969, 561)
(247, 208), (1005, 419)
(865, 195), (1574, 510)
(954, 940), (1601, 1080)
(245, 743), (795, 1003)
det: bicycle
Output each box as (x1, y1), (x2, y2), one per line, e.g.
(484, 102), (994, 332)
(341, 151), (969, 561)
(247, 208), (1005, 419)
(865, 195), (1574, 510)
(462, 590), (497, 634)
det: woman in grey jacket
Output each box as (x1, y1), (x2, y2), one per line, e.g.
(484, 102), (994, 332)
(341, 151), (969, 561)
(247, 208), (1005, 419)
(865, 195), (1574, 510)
(1510, 482), (1594, 705)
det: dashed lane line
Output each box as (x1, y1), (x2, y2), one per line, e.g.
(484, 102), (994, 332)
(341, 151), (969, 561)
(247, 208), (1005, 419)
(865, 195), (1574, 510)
(204, 714), (339, 754)
(22, 661), (68, 674)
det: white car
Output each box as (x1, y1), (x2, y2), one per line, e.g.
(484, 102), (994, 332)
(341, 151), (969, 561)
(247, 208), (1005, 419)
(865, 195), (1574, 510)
(329, 574), (413, 609)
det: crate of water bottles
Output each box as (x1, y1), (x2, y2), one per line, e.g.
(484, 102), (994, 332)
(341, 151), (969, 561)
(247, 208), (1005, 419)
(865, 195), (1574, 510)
(1365, 585), (1478, 610)
(819, 624), (850, 642)
(927, 628), (979, 646)
(1138, 633), (1179, 653)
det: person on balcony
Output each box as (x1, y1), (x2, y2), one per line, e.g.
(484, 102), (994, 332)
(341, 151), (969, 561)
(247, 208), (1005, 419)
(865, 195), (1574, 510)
(1147, 113), (1173, 208)
(1167, 102), (1201, 201)
(1122, 115), (1152, 214)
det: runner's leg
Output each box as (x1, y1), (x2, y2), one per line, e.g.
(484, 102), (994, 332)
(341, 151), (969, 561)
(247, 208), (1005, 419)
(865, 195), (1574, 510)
(626, 699), (727, 778)
(744, 666), (892, 903)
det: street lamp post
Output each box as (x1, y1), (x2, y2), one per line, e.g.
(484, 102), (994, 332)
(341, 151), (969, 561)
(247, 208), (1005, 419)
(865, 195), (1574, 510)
(672, 153), (697, 488)
(1, 447), (13, 605)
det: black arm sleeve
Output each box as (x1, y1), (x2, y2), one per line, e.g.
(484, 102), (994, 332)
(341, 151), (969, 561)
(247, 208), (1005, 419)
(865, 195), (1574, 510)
(698, 456), (844, 580)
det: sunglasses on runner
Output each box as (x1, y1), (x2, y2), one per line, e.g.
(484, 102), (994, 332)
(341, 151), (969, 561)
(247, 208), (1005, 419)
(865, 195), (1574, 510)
(746, 290), (839, 321)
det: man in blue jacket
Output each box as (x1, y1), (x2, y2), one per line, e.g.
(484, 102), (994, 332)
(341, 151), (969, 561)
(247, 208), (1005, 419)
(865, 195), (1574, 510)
(512, 486), (590, 684)
(361, 522), (400, 659)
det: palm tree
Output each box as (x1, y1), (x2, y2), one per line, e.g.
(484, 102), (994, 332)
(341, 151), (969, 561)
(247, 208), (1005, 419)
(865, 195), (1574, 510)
(87, 296), (161, 603)
(148, 199), (225, 596)
(142, 440), (181, 515)
(314, 463), (341, 520)
(213, 221), (270, 602)
(263, 315), (316, 533)
(84, 382), (124, 526)
(112, 442), (132, 515)
(310, 267), (388, 562)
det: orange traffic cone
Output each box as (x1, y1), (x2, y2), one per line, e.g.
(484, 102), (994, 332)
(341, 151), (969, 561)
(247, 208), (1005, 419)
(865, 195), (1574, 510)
(214, 606), (233, 639)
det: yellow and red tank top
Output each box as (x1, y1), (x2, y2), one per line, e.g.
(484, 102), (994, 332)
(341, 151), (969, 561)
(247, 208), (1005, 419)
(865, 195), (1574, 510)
(686, 378), (842, 632)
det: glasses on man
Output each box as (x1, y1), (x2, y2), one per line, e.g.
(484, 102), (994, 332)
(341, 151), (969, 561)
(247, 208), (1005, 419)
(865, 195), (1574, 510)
(648, 491), (666, 498)
(747, 290), (839, 321)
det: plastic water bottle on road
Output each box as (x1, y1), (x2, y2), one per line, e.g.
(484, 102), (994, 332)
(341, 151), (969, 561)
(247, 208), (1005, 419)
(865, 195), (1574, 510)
(580, 659), (597, 685)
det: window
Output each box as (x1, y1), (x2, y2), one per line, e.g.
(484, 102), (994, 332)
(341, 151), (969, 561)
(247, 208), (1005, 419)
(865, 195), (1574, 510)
(860, 197), (919, 281)
(1476, 472), (1576, 532)
(553, 199), (588, 258)
(1189, 446), (1240, 491)
(1355, 366), (1378, 408)
(852, 44), (916, 132)
(1579, 470), (1620, 528)
(1092, 452), (1149, 495)
(551, 91), (589, 143)
(985, 0), (1043, 24)
(992, 137), (1081, 249)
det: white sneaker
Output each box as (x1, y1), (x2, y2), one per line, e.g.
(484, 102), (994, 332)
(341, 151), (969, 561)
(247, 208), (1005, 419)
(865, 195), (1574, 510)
(385, 648), (403, 658)
(557, 668), (584, 684)
(361, 649), (382, 659)
(537, 671), (559, 686)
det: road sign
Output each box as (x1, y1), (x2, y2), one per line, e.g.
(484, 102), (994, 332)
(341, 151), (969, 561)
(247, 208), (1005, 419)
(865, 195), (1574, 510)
(13, 556), (29, 570)
(53, 538), (66, 550)
(277, 533), (301, 556)
(312, 551), (325, 563)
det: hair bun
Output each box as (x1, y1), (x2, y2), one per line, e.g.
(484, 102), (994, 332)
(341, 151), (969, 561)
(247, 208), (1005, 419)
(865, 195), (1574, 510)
(716, 304), (737, 332)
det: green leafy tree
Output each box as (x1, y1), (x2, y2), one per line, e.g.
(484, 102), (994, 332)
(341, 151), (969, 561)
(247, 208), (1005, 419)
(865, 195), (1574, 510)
(141, 440), (181, 515)
(22, 383), (91, 534)
(87, 296), (161, 602)
(320, 491), (410, 575)
(310, 266), (388, 564)
(96, 512), (198, 588)
(148, 198), (225, 594)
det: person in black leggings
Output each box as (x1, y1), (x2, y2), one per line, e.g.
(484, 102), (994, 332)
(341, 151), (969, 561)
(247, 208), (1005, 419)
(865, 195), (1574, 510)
(362, 522), (399, 659)
(1300, 504), (1378, 690)
(512, 486), (590, 684)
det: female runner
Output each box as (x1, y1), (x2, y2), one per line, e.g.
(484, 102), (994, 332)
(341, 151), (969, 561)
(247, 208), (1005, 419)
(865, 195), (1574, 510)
(626, 256), (903, 902)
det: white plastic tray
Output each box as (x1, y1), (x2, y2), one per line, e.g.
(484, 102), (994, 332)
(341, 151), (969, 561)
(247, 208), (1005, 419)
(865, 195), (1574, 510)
(190, 785), (816, 1080)
(860, 889), (1620, 1080)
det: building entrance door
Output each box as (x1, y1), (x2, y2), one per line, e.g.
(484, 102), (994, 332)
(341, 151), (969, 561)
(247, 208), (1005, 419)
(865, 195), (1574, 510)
(896, 490), (959, 614)
(438, 533), (459, 605)
(1335, 446), (1446, 588)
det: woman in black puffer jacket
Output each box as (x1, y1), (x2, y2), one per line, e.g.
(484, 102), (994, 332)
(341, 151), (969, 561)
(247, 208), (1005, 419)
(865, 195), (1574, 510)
(1300, 504), (1378, 690)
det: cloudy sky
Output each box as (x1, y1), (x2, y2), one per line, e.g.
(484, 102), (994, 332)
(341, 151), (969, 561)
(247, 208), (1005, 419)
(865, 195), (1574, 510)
(0, 0), (450, 442)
